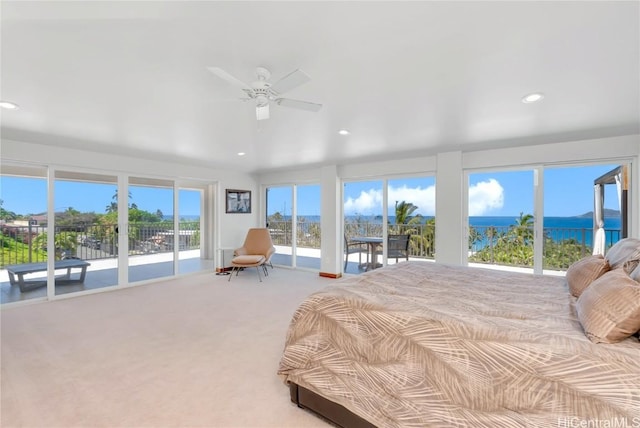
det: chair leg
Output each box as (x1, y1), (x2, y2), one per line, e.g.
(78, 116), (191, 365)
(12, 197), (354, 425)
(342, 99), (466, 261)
(227, 266), (236, 281)
(255, 266), (262, 282)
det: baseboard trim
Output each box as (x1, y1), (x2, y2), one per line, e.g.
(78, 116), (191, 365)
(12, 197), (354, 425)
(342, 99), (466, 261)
(319, 272), (342, 279)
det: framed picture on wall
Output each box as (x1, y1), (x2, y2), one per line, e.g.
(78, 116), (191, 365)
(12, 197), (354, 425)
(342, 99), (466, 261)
(226, 189), (251, 213)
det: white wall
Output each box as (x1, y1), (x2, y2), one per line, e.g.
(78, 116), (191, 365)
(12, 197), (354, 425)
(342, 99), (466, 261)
(435, 152), (465, 265)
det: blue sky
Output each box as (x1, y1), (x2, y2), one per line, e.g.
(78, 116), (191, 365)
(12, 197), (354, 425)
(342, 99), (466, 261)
(1, 164), (622, 218)
(0, 179), (201, 217)
(272, 164), (621, 217)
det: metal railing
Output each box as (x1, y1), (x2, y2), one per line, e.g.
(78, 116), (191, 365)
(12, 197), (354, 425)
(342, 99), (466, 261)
(2, 219), (620, 271)
(269, 220), (622, 270)
(270, 221), (437, 259)
(0, 221), (201, 268)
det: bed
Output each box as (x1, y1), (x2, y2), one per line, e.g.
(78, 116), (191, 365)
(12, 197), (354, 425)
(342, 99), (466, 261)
(278, 261), (640, 427)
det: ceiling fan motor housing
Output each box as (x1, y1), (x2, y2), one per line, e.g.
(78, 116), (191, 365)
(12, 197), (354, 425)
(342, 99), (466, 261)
(207, 65), (322, 120)
(255, 94), (269, 107)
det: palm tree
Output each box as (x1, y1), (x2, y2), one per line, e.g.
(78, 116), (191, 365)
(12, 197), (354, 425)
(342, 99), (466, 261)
(394, 201), (422, 226)
(394, 200), (427, 257)
(106, 190), (134, 213)
(468, 226), (482, 250)
(512, 212), (534, 244)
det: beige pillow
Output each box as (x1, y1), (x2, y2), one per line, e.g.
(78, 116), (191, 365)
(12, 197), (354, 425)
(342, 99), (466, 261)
(576, 268), (640, 344)
(566, 255), (610, 297)
(605, 238), (640, 274)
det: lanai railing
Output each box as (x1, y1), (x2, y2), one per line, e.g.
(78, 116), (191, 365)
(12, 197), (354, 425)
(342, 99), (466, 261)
(0, 221), (201, 268)
(267, 220), (621, 271)
(1, 219), (621, 272)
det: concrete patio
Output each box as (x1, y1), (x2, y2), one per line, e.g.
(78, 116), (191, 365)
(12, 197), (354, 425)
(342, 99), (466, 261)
(1, 250), (214, 304)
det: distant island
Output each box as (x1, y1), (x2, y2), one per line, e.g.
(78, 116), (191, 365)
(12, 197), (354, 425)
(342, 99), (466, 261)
(576, 209), (620, 218)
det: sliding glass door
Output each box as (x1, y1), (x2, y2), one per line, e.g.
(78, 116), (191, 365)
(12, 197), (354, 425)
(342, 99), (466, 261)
(543, 163), (624, 272)
(343, 180), (384, 274)
(54, 171), (119, 296)
(387, 176), (436, 264)
(295, 184), (321, 270)
(265, 184), (321, 270)
(127, 177), (175, 283)
(266, 186), (293, 267)
(467, 170), (535, 270)
(466, 163), (631, 274)
(177, 188), (205, 274)
(0, 165), (49, 303)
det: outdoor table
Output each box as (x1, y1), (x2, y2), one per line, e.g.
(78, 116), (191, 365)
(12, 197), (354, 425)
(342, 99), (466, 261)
(351, 236), (383, 271)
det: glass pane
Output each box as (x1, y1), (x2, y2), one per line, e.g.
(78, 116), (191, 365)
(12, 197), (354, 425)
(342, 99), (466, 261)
(178, 188), (208, 274)
(468, 170), (534, 270)
(128, 178), (174, 282)
(1, 166), (49, 303)
(387, 176), (436, 264)
(295, 184), (321, 270)
(54, 172), (119, 296)
(266, 186), (293, 266)
(543, 164), (621, 272)
(344, 180), (383, 274)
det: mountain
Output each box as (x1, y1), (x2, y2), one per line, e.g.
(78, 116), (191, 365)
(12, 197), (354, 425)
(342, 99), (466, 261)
(576, 209), (621, 218)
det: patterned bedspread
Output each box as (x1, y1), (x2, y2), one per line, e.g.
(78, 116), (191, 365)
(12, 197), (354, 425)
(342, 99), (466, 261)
(278, 262), (640, 428)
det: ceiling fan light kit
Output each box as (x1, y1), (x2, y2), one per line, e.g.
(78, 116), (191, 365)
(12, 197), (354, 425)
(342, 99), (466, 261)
(207, 66), (322, 120)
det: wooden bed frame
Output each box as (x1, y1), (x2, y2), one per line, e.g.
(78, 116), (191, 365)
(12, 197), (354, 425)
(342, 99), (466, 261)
(289, 382), (376, 428)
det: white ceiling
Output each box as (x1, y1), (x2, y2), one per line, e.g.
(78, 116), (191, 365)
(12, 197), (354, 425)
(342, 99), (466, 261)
(1, 1), (638, 174)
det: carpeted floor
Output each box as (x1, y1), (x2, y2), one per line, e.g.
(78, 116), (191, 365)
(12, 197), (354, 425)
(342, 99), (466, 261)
(1, 267), (334, 427)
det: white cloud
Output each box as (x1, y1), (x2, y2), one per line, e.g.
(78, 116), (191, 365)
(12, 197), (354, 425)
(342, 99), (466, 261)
(344, 189), (383, 215)
(344, 180), (502, 217)
(468, 179), (504, 216)
(344, 184), (436, 216)
(388, 185), (435, 216)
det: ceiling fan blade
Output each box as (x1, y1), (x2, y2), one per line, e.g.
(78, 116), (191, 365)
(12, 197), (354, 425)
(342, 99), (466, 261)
(206, 67), (252, 90)
(270, 69), (311, 94)
(276, 98), (322, 112)
(256, 103), (270, 121)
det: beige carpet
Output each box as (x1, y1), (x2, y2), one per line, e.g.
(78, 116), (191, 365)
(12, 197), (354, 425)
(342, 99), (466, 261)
(1, 268), (334, 428)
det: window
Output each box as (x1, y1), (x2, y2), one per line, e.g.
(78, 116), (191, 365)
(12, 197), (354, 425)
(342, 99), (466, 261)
(266, 184), (321, 270)
(1, 165), (48, 303)
(543, 163), (624, 272)
(467, 170), (535, 270)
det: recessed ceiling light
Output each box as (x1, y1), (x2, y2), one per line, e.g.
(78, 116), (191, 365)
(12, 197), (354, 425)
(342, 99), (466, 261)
(338, 129), (350, 135)
(521, 93), (544, 104)
(0, 101), (19, 110)
(237, 152), (246, 156)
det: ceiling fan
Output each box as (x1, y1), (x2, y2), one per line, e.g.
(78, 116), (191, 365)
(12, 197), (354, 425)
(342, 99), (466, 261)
(206, 66), (322, 120)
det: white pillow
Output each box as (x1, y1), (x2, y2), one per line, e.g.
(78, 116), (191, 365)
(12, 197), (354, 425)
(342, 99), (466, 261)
(631, 264), (640, 283)
(605, 238), (640, 274)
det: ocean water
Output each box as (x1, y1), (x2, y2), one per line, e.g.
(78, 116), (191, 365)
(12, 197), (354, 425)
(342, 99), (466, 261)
(300, 215), (621, 229)
(292, 215), (623, 246)
(469, 216), (621, 248)
(471, 216), (621, 230)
